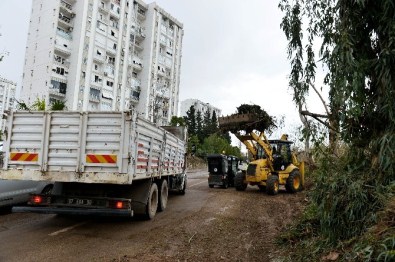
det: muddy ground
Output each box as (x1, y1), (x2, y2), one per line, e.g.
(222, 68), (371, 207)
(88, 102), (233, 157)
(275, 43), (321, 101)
(0, 169), (306, 262)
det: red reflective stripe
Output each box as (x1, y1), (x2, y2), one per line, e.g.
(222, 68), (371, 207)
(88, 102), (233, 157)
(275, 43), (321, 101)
(11, 153), (24, 161)
(25, 153), (38, 161)
(102, 155), (116, 164)
(87, 154), (100, 163)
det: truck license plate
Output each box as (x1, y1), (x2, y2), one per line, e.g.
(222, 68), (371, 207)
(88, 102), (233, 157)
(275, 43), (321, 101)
(68, 198), (93, 205)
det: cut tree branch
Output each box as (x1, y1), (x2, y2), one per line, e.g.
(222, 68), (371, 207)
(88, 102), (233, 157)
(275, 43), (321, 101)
(300, 110), (338, 133)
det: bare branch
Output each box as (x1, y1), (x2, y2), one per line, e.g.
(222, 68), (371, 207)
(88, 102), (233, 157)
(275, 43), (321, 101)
(309, 83), (331, 117)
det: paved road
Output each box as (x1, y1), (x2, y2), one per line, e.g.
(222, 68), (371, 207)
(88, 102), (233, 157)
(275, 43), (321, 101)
(0, 169), (209, 262)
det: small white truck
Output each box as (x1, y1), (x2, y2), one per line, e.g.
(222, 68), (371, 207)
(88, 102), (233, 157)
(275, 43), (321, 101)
(0, 110), (187, 219)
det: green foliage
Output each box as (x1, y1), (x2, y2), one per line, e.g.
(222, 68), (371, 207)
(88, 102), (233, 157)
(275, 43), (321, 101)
(183, 106), (196, 137)
(187, 135), (200, 155)
(199, 134), (242, 158)
(311, 150), (384, 243)
(16, 101), (30, 111)
(31, 98), (46, 111)
(50, 100), (67, 111)
(183, 105), (240, 157)
(196, 110), (203, 142)
(278, 0), (395, 257)
(170, 116), (185, 127)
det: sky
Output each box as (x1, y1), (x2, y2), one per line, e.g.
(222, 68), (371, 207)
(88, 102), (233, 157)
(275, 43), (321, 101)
(0, 0), (327, 139)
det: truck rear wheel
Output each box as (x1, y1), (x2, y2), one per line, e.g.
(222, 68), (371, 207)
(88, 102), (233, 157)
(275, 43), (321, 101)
(235, 172), (247, 191)
(144, 183), (158, 220)
(179, 176), (186, 195)
(285, 170), (301, 193)
(267, 175), (279, 195)
(158, 179), (168, 212)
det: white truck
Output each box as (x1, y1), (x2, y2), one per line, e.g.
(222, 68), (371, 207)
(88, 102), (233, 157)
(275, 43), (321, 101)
(0, 110), (187, 219)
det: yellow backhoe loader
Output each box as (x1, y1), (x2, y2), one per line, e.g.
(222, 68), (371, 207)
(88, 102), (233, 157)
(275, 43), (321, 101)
(219, 113), (305, 195)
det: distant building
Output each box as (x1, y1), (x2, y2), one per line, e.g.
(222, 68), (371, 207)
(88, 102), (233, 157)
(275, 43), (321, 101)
(21, 0), (184, 125)
(180, 99), (221, 118)
(0, 77), (17, 130)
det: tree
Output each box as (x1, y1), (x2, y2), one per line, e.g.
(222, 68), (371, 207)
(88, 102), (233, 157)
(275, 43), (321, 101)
(279, 0), (395, 245)
(195, 110), (203, 143)
(210, 110), (219, 134)
(183, 105), (196, 137)
(202, 109), (212, 138)
(200, 134), (242, 158)
(170, 116), (185, 127)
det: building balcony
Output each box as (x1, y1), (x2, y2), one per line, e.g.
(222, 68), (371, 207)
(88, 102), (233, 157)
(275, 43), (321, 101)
(58, 13), (73, 29)
(49, 84), (67, 98)
(89, 94), (100, 103)
(134, 42), (144, 51)
(55, 43), (71, 56)
(132, 63), (142, 71)
(106, 47), (117, 56)
(109, 4), (120, 19)
(56, 29), (72, 41)
(159, 38), (167, 46)
(53, 59), (70, 68)
(137, 9), (146, 20)
(91, 81), (103, 90)
(93, 54), (105, 63)
(98, 5), (109, 14)
(60, 1), (74, 16)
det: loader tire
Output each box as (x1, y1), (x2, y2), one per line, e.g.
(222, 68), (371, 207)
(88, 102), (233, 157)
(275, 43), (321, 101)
(267, 175), (279, 195)
(158, 179), (168, 212)
(144, 183), (158, 220)
(258, 185), (266, 192)
(235, 172), (247, 191)
(285, 170), (302, 193)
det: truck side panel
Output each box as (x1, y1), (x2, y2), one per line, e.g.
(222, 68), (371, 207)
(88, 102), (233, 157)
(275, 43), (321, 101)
(2, 111), (186, 185)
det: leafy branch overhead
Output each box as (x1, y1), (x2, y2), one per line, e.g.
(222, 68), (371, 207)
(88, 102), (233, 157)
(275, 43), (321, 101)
(219, 104), (276, 134)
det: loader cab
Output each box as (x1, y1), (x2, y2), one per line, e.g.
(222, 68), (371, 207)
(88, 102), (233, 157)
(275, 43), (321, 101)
(269, 140), (293, 171)
(207, 154), (230, 189)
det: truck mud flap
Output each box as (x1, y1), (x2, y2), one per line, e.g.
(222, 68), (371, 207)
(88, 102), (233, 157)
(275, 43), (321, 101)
(130, 179), (152, 215)
(12, 206), (133, 217)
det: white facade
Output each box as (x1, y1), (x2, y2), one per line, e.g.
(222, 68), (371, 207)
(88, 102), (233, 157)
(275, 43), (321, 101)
(21, 0), (183, 125)
(180, 99), (222, 118)
(0, 77), (17, 130)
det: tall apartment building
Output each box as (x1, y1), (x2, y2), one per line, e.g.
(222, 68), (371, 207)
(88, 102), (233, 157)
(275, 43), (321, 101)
(0, 77), (17, 130)
(21, 0), (183, 125)
(180, 99), (222, 118)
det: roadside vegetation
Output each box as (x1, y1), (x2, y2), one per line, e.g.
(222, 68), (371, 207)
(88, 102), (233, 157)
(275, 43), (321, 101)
(17, 98), (67, 111)
(278, 0), (395, 260)
(171, 106), (243, 159)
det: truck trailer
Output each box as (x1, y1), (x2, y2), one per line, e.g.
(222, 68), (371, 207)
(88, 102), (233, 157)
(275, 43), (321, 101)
(0, 110), (187, 219)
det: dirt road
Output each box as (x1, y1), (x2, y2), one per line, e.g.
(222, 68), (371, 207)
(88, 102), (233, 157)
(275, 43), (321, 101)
(0, 170), (305, 261)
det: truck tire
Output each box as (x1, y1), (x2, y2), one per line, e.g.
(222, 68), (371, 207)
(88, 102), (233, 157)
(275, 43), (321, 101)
(267, 175), (279, 195)
(285, 170), (302, 193)
(209, 184), (214, 188)
(144, 183), (158, 220)
(158, 179), (168, 212)
(235, 172), (247, 191)
(179, 176), (186, 195)
(222, 181), (228, 189)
